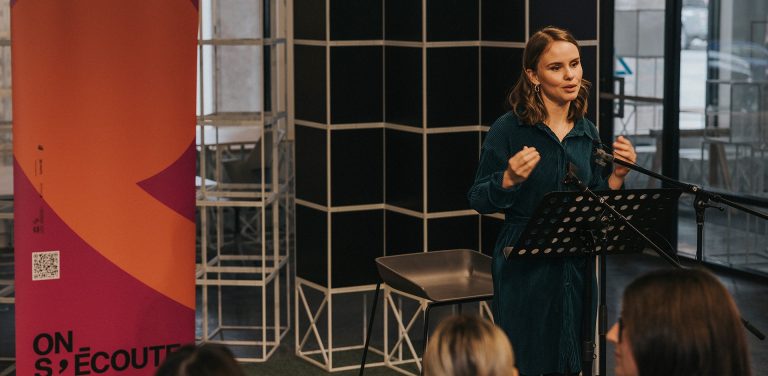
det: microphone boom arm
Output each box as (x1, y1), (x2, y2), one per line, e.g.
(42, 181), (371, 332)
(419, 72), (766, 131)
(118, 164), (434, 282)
(594, 148), (768, 221)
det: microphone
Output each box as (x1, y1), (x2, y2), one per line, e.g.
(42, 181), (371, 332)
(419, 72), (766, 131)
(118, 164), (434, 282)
(592, 140), (609, 167)
(594, 142), (637, 172)
(594, 147), (614, 165)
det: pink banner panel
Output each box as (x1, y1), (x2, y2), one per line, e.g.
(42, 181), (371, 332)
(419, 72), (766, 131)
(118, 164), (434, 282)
(12, 1), (198, 374)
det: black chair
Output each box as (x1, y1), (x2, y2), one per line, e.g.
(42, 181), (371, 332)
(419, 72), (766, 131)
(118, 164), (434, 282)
(359, 249), (493, 375)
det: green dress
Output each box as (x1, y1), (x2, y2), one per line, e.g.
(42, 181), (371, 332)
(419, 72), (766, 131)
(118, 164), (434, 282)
(468, 112), (609, 375)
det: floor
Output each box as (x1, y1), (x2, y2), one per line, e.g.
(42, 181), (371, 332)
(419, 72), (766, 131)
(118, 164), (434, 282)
(2, 251), (765, 375)
(238, 251), (768, 376)
(1, 200), (767, 376)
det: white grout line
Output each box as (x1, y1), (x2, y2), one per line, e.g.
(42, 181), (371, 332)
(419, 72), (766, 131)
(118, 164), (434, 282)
(421, 0), (428, 253)
(329, 203), (386, 212)
(294, 119), (327, 129)
(478, 0), (484, 252)
(382, 0), (388, 257)
(324, 0), (334, 365)
(297, 199), (480, 219)
(387, 205), (425, 218)
(595, 0), (601, 128)
(425, 209), (480, 219)
(425, 125), (484, 134)
(525, 0), (529, 42)
(297, 121), (485, 132)
(479, 40), (526, 48)
(296, 39), (528, 48)
(328, 122), (386, 130)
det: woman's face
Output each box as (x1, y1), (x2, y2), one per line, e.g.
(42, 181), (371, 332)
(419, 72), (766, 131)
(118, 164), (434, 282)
(607, 318), (639, 376)
(526, 40), (583, 106)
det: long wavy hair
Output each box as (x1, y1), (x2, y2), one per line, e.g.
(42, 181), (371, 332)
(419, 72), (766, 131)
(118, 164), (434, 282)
(622, 268), (751, 376)
(507, 26), (591, 125)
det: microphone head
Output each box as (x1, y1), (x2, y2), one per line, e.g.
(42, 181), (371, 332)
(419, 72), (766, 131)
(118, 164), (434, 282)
(593, 142), (607, 166)
(595, 159), (607, 167)
(594, 147), (613, 163)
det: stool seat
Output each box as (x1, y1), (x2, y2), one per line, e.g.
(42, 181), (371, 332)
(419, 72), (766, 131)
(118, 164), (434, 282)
(376, 249), (492, 302)
(360, 249), (494, 375)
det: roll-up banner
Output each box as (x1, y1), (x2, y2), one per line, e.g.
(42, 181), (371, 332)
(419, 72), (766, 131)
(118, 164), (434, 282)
(12, 1), (198, 374)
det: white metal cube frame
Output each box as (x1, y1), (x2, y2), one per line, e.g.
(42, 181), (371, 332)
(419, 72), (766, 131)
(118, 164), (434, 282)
(295, 279), (388, 372)
(195, 0), (294, 362)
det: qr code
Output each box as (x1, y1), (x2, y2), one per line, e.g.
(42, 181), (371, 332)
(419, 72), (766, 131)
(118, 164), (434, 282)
(32, 250), (60, 281)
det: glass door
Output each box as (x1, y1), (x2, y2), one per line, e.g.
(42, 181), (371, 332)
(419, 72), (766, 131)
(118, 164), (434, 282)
(678, 0), (768, 273)
(601, 1), (667, 190)
(600, 0), (768, 274)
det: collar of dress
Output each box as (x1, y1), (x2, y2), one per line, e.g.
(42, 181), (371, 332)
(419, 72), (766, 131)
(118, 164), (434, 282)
(525, 117), (598, 142)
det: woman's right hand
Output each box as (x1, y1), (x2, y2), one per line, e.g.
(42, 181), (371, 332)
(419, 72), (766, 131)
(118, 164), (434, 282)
(502, 146), (540, 188)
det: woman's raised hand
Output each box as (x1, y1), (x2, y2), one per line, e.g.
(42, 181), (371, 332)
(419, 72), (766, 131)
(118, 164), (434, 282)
(502, 146), (541, 188)
(612, 135), (637, 178)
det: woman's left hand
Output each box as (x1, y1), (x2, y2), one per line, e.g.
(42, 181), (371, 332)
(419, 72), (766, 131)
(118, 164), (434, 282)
(612, 135), (636, 178)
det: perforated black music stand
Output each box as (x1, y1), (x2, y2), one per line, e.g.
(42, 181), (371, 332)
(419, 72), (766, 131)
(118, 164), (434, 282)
(505, 189), (681, 259)
(504, 188), (682, 375)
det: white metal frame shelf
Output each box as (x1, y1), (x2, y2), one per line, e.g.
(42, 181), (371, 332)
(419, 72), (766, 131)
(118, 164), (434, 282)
(195, 0), (292, 363)
(295, 278), (387, 372)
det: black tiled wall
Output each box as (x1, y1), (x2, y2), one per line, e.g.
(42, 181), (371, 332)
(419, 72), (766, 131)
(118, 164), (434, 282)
(385, 47), (422, 127)
(481, 47), (523, 125)
(529, 0), (597, 40)
(426, 47), (479, 127)
(330, 0), (383, 40)
(294, 0), (325, 40)
(296, 205), (328, 286)
(426, 0), (478, 41)
(331, 210), (384, 287)
(386, 129), (423, 212)
(385, 0), (421, 41)
(330, 46), (383, 124)
(295, 0), (600, 286)
(426, 132), (478, 212)
(482, 0), (526, 42)
(295, 124), (327, 206)
(386, 210), (424, 256)
(294, 45), (326, 124)
(427, 216), (479, 251)
(331, 128), (384, 206)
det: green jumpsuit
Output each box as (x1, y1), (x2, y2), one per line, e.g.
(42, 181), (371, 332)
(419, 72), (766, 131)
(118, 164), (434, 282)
(468, 112), (609, 375)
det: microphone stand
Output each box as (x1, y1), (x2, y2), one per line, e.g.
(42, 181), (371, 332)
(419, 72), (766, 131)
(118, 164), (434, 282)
(564, 169), (692, 376)
(593, 149), (766, 341)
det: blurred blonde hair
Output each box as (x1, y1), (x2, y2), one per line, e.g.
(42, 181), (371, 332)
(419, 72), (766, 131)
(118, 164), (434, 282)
(423, 315), (517, 376)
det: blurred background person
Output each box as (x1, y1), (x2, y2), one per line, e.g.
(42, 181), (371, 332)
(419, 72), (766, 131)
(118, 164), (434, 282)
(608, 268), (751, 376)
(423, 315), (518, 376)
(156, 343), (247, 376)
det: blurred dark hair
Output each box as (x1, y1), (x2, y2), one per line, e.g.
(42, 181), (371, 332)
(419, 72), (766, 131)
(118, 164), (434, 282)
(155, 343), (246, 376)
(507, 26), (590, 125)
(622, 268), (751, 376)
